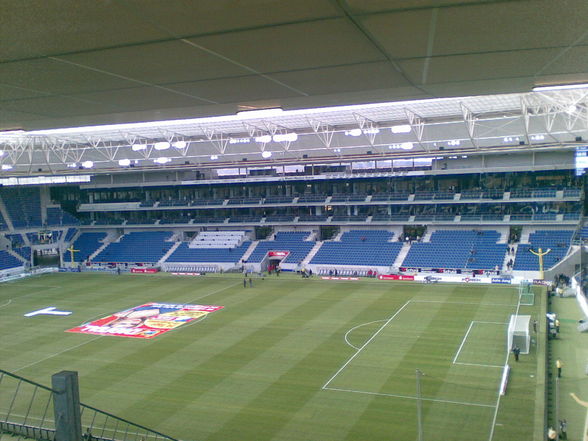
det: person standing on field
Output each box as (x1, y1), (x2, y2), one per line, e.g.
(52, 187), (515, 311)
(556, 359), (563, 378)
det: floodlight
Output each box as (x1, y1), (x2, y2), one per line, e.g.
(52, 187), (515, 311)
(118, 159), (131, 167)
(273, 133), (298, 142)
(210, 155), (219, 160)
(132, 143), (147, 151)
(532, 83), (588, 92)
(261, 151), (272, 159)
(345, 129), (362, 137)
(0, 150), (4, 157)
(81, 161), (94, 168)
(154, 141), (170, 150)
(254, 135), (272, 143)
(229, 137), (251, 144)
(172, 141), (187, 149)
(153, 157), (171, 164)
(391, 124), (412, 134)
(1, 164), (13, 170)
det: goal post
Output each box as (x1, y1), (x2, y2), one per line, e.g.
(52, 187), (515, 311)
(507, 314), (531, 354)
(519, 281), (535, 306)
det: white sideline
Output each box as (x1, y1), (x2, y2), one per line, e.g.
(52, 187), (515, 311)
(452, 321), (475, 364)
(323, 386), (496, 408)
(454, 362), (503, 369)
(322, 301), (411, 390)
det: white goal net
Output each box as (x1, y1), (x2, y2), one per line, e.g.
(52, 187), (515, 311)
(507, 314), (531, 354)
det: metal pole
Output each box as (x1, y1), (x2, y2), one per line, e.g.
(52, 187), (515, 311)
(555, 376), (560, 441)
(416, 369), (424, 441)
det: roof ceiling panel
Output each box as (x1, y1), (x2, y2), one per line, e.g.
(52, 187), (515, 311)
(121, 0), (340, 36)
(73, 87), (210, 114)
(0, 0), (166, 62)
(269, 62), (412, 95)
(360, 9), (433, 59)
(434, 0), (588, 55)
(166, 75), (304, 104)
(0, 83), (51, 101)
(345, 0), (490, 13)
(538, 45), (588, 76)
(60, 40), (252, 85)
(188, 18), (385, 73)
(423, 48), (561, 83)
(0, 59), (138, 94)
(1, 95), (119, 118)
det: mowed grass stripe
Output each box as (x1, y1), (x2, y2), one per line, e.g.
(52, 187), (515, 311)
(101, 281), (357, 432)
(0, 275), (234, 369)
(18, 277), (280, 392)
(339, 291), (504, 441)
(182, 282), (413, 441)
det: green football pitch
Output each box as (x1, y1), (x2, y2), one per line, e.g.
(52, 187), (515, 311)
(0, 273), (545, 441)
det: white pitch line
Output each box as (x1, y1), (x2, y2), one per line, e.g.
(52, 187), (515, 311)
(487, 289), (522, 441)
(344, 319), (386, 350)
(453, 321), (475, 364)
(0, 299), (12, 309)
(454, 362), (503, 369)
(324, 386), (496, 408)
(322, 301), (410, 390)
(411, 300), (517, 307)
(12, 336), (103, 373)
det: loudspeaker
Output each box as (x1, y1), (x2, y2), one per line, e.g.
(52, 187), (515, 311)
(519, 141), (525, 145)
(576, 136), (583, 142)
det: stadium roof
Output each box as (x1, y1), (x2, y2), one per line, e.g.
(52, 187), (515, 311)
(0, 0), (587, 174)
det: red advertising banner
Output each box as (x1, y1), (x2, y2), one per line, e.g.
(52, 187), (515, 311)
(130, 268), (159, 274)
(320, 276), (360, 281)
(268, 251), (290, 257)
(377, 274), (415, 281)
(66, 303), (223, 339)
(170, 272), (202, 276)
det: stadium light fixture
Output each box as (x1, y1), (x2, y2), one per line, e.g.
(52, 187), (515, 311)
(131, 143), (147, 151)
(154, 141), (170, 150)
(254, 135), (272, 143)
(81, 160), (94, 168)
(391, 124), (412, 134)
(210, 155), (219, 160)
(533, 82), (588, 92)
(172, 141), (187, 149)
(118, 159), (131, 167)
(261, 151), (272, 159)
(153, 157), (171, 164)
(344, 129), (362, 137)
(273, 133), (298, 143)
(1, 164), (13, 170)
(0, 150), (4, 157)
(229, 137), (251, 144)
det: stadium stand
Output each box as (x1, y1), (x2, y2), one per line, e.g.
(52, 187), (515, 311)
(46, 207), (80, 226)
(311, 230), (403, 267)
(248, 232), (315, 264)
(513, 230), (575, 271)
(93, 231), (174, 263)
(13, 246), (31, 262)
(166, 241), (251, 264)
(0, 250), (24, 270)
(402, 230), (506, 270)
(1, 187), (42, 228)
(70, 232), (107, 262)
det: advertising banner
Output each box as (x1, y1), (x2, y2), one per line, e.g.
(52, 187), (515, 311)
(491, 278), (512, 285)
(377, 274), (415, 281)
(66, 303), (223, 339)
(130, 268), (159, 274)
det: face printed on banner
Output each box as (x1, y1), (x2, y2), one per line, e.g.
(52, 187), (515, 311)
(66, 303), (224, 339)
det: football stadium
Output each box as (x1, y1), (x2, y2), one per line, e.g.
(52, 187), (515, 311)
(1, 2), (587, 441)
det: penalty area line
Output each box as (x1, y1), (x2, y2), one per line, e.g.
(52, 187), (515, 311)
(322, 301), (411, 390)
(323, 386), (496, 408)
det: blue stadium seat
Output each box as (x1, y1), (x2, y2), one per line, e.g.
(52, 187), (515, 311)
(513, 230), (574, 270)
(311, 230), (402, 266)
(93, 231), (174, 263)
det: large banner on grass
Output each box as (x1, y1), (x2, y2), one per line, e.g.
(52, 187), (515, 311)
(66, 303), (223, 339)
